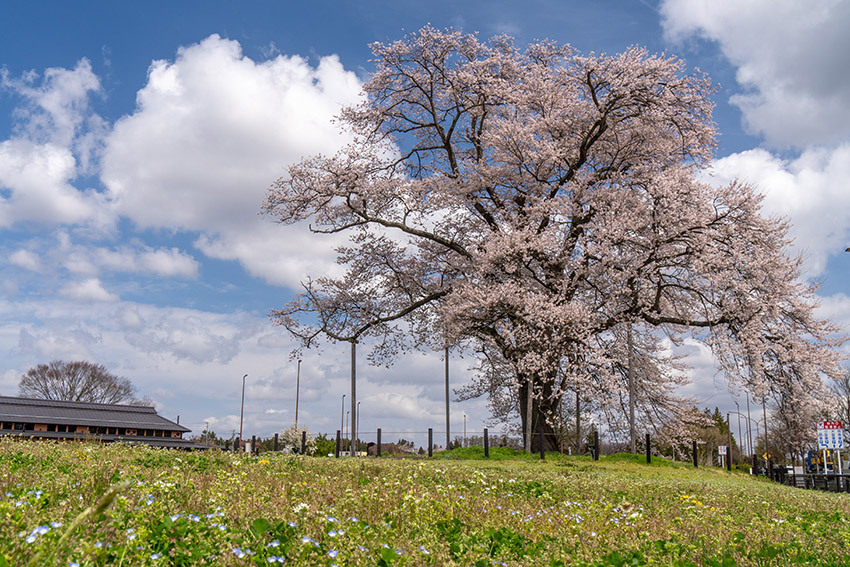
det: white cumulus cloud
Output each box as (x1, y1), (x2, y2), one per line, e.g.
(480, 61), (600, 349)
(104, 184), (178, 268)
(661, 0), (850, 148)
(0, 59), (110, 229)
(0, 139), (103, 228)
(1, 58), (102, 149)
(707, 144), (850, 277)
(95, 246), (199, 279)
(101, 34), (363, 288)
(662, 1), (850, 280)
(60, 278), (119, 302)
(9, 249), (42, 272)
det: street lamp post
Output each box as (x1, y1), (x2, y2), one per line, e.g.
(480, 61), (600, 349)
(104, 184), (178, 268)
(340, 394), (345, 444)
(445, 346), (450, 450)
(726, 413), (733, 470)
(350, 340), (357, 458)
(295, 359), (302, 428)
(734, 401), (743, 470)
(729, 410), (765, 473)
(762, 398), (769, 471)
(463, 413), (467, 448)
(239, 374), (247, 451)
(746, 393), (754, 467)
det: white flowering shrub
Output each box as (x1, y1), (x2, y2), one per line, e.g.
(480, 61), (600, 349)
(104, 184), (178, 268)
(280, 424), (316, 455)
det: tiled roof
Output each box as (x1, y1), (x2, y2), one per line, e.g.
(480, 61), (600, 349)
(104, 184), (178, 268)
(0, 396), (190, 432)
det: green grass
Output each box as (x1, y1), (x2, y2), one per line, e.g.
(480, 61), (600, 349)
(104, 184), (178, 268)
(2, 437), (850, 566)
(431, 446), (562, 460)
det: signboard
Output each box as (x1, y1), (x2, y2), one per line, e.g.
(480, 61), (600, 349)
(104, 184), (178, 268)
(817, 421), (844, 450)
(718, 445), (727, 456)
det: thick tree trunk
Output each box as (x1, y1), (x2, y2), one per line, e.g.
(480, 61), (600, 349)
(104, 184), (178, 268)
(518, 377), (562, 453)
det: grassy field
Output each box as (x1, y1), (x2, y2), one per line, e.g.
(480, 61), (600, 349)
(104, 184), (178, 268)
(2, 438), (850, 566)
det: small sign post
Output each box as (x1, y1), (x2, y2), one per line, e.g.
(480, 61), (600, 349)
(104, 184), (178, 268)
(719, 445), (727, 468)
(817, 421), (844, 474)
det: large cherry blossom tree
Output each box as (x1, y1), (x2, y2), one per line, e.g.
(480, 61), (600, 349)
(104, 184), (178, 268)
(264, 27), (843, 451)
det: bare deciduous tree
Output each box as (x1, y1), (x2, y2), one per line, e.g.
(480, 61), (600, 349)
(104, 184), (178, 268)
(19, 360), (149, 405)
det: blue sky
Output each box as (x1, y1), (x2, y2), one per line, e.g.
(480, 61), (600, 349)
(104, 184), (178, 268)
(2, 1), (850, 444)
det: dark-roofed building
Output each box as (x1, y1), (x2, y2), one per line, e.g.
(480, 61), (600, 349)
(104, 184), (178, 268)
(0, 396), (194, 449)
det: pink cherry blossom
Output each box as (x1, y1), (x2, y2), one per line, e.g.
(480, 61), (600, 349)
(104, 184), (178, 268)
(264, 26), (844, 451)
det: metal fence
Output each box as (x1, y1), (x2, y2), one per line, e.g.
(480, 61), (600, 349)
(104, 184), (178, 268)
(767, 468), (850, 493)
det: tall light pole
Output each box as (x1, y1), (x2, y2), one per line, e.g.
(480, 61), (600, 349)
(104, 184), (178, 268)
(294, 359), (302, 428)
(239, 374), (247, 449)
(762, 397), (769, 464)
(730, 411), (760, 470)
(734, 400), (743, 469)
(463, 413), (467, 448)
(726, 412), (733, 470)
(445, 346), (450, 450)
(746, 393), (754, 462)
(350, 340), (357, 458)
(340, 394), (345, 439)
